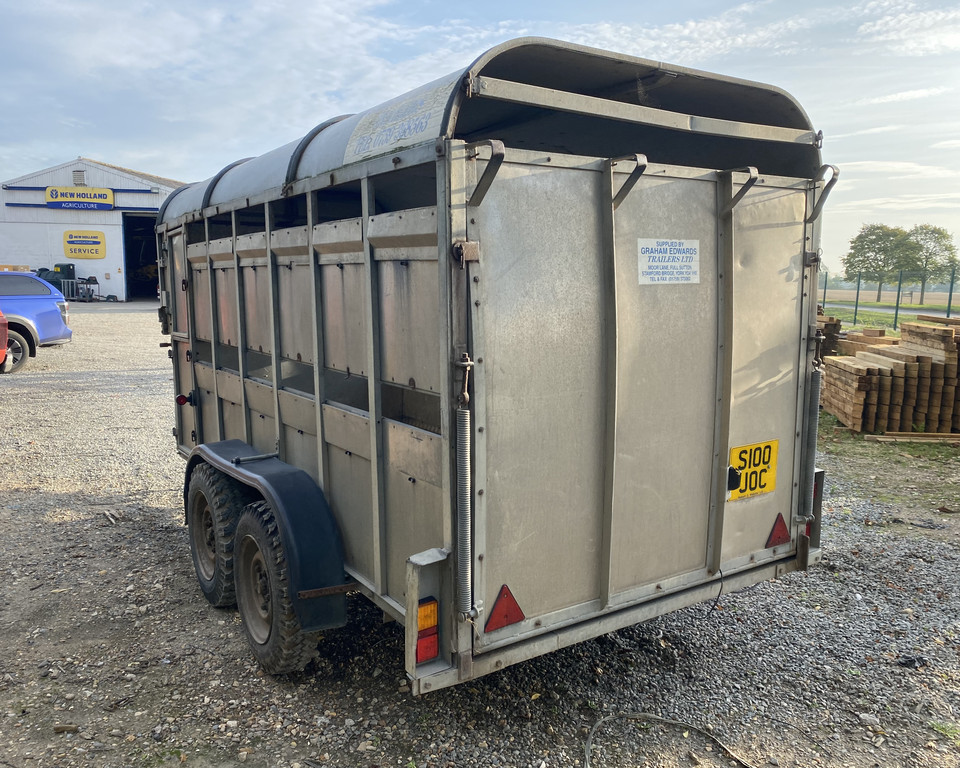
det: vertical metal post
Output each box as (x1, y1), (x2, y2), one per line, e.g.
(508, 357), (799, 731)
(446, 141), (475, 679)
(233, 211), (252, 444)
(360, 176), (387, 593)
(707, 170), (738, 576)
(948, 266), (956, 319)
(203, 220), (224, 440)
(307, 191), (328, 490)
(893, 269), (904, 331)
(265, 206), (284, 458)
(821, 269), (827, 307)
(597, 160), (621, 608)
(853, 272), (861, 326)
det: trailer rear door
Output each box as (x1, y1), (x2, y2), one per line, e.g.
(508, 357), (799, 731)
(470, 152), (809, 652)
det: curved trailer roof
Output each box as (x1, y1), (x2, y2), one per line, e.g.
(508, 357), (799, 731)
(160, 37), (822, 224)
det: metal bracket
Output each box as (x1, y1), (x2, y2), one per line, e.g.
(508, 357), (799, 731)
(720, 167), (759, 215)
(804, 250), (821, 268)
(231, 451), (280, 465)
(805, 164), (840, 223)
(456, 353), (474, 406)
(298, 581), (358, 600)
(607, 154), (648, 210)
(465, 140), (505, 207)
(452, 240), (480, 269)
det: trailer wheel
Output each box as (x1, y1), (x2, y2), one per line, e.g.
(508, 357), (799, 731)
(235, 501), (319, 674)
(2, 330), (29, 373)
(187, 464), (246, 607)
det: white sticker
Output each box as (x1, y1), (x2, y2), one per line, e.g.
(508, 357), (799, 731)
(638, 239), (700, 285)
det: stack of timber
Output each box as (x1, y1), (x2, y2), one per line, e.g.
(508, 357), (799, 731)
(899, 320), (959, 433)
(860, 344), (921, 432)
(817, 314), (842, 357)
(821, 356), (879, 432)
(821, 320), (960, 434)
(836, 327), (896, 357)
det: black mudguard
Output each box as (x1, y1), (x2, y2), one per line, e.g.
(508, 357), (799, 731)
(184, 440), (348, 632)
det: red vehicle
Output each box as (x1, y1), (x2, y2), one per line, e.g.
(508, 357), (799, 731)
(0, 307), (7, 369)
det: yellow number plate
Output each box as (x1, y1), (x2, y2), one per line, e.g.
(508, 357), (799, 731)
(729, 440), (779, 501)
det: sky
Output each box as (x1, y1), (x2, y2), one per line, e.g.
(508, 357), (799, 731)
(1, 0), (958, 272)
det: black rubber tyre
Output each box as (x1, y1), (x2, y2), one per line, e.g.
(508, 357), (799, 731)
(3, 330), (29, 373)
(234, 501), (319, 674)
(186, 464), (247, 607)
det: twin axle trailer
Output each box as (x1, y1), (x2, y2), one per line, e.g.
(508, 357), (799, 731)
(156, 38), (834, 693)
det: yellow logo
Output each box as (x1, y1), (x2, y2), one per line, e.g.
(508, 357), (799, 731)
(46, 187), (114, 210)
(63, 231), (106, 259)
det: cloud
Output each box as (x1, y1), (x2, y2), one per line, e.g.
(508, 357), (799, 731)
(840, 160), (959, 180)
(830, 125), (902, 139)
(830, 191), (960, 213)
(932, 140), (960, 149)
(856, 7), (960, 55)
(855, 87), (953, 105)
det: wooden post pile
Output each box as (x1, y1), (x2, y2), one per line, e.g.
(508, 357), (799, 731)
(821, 356), (879, 432)
(816, 315), (841, 357)
(898, 320), (959, 433)
(858, 344), (921, 432)
(836, 328), (896, 357)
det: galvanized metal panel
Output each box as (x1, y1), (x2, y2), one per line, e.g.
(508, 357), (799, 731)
(322, 403), (371, 460)
(378, 260), (440, 393)
(721, 183), (806, 562)
(283, 423), (319, 486)
(249, 407), (276, 454)
(313, 218), (363, 257)
(240, 261), (273, 356)
(171, 235), (188, 335)
(383, 419), (444, 604)
(473, 160), (605, 631)
(327, 449), (375, 581)
(321, 264), (368, 375)
(213, 266), (240, 349)
(367, 207), (438, 248)
(271, 225), (309, 257)
(608, 173), (719, 592)
(191, 264), (212, 343)
(276, 257), (314, 364)
(208, 238), (232, 260)
(221, 399), (245, 442)
(215, 370), (243, 405)
(243, 378), (275, 417)
(175, 340), (196, 449)
(278, 390), (316, 435)
(195, 364), (219, 442)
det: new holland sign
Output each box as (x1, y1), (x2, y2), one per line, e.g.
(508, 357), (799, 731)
(63, 231), (106, 259)
(45, 186), (115, 211)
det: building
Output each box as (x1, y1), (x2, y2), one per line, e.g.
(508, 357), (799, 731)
(0, 158), (182, 301)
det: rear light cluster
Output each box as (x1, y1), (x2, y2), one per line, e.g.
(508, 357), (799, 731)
(416, 597), (439, 664)
(57, 301), (69, 326)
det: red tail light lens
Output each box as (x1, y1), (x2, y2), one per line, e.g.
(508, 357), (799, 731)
(416, 597), (439, 664)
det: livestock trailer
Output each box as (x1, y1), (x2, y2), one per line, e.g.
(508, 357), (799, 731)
(156, 38), (834, 693)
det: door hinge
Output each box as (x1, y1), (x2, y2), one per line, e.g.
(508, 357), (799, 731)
(452, 240), (480, 269)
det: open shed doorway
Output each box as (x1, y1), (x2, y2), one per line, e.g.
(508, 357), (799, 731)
(123, 213), (159, 299)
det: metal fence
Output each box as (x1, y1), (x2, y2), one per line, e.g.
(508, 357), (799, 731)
(819, 267), (957, 330)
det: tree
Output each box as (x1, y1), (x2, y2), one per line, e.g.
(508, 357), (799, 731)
(907, 224), (958, 304)
(842, 224), (916, 301)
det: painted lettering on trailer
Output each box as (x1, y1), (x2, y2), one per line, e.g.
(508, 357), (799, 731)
(728, 439), (779, 501)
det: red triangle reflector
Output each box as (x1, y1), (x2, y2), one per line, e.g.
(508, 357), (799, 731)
(766, 513), (791, 548)
(485, 584), (525, 633)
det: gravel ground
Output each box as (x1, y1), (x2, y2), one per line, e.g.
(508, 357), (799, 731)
(1, 303), (959, 768)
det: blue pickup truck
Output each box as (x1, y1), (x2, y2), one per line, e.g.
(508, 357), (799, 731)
(0, 272), (72, 373)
